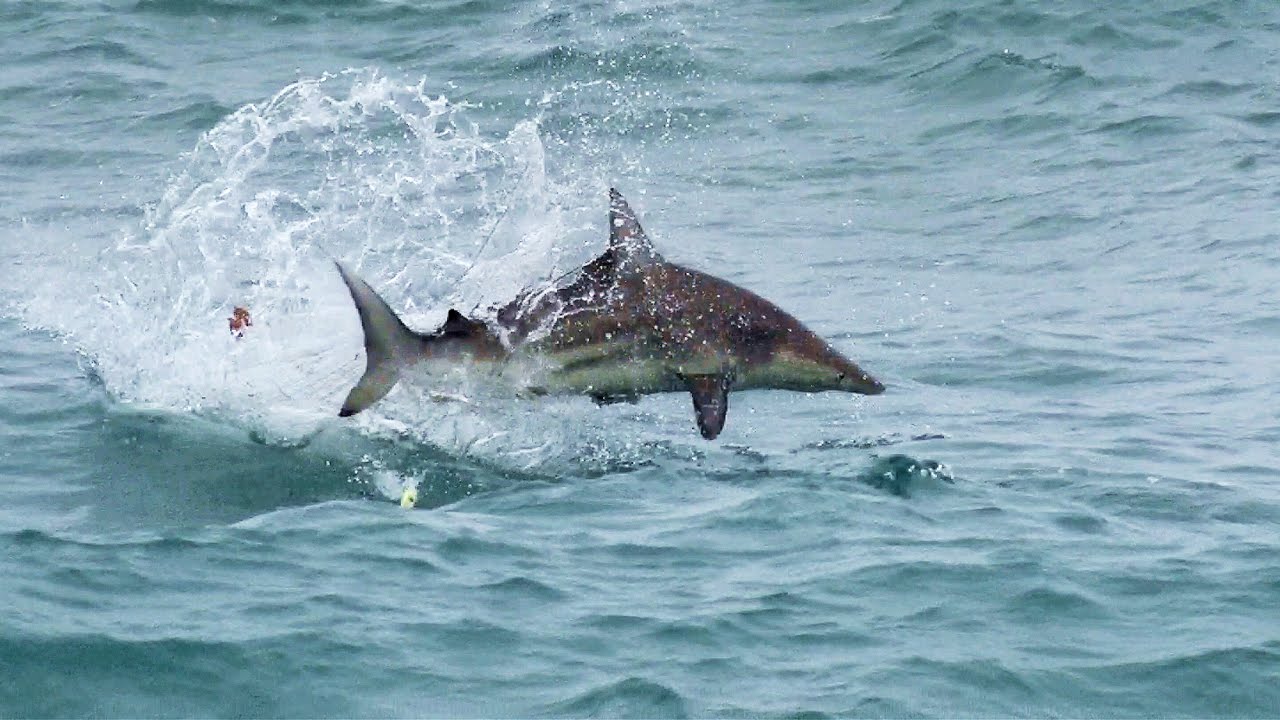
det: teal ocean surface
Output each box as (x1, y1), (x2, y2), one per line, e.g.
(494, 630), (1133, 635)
(2, 0), (1279, 716)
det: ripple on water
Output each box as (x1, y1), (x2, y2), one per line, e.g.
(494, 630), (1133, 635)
(137, 99), (236, 132)
(544, 676), (689, 719)
(1068, 643), (1280, 716)
(477, 575), (567, 602)
(130, 0), (312, 24)
(0, 631), (358, 717)
(1004, 584), (1110, 623)
(1050, 511), (1109, 534)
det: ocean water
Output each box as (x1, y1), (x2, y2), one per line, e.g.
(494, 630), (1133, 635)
(2, 0), (1279, 716)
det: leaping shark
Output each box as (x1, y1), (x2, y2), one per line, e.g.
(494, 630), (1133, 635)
(335, 188), (883, 440)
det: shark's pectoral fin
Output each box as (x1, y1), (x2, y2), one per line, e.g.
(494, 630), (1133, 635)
(683, 373), (732, 440)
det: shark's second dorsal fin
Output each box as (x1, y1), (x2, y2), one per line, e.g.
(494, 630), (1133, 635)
(609, 188), (663, 270)
(443, 308), (483, 337)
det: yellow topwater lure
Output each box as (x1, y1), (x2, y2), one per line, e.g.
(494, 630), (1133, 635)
(400, 486), (417, 509)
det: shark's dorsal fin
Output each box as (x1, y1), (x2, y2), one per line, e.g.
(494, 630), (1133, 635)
(609, 188), (663, 269)
(443, 308), (482, 337)
(683, 374), (732, 440)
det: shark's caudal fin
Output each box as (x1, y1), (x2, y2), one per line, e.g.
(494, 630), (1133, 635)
(334, 262), (431, 417)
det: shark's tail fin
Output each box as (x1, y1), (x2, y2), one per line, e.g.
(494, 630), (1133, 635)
(334, 262), (430, 417)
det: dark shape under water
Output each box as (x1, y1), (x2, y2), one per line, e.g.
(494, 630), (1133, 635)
(860, 454), (955, 498)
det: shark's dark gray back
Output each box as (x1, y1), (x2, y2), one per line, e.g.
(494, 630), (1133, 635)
(493, 187), (663, 347)
(500, 190), (837, 368)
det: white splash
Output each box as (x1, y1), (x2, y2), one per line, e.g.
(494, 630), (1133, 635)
(12, 71), (610, 462)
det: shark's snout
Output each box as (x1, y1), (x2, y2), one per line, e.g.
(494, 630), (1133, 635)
(831, 354), (884, 396)
(850, 372), (885, 395)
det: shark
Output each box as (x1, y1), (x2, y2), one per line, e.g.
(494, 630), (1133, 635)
(335, 188), (883, 439)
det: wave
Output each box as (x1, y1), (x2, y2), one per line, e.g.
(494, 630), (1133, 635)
(16, 39), (165, 69)
(132, 0), (501, 24)
(544, 676), (689, 718)
(0, 630), (364, 717)
(904, 48), (1099, 106)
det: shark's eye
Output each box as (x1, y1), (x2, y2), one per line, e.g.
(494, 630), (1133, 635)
(837, 373), (846, 381)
